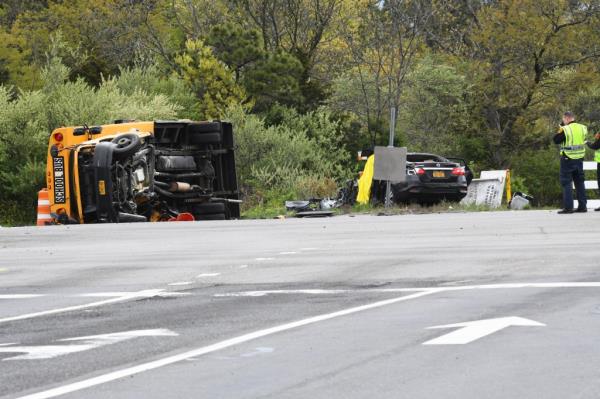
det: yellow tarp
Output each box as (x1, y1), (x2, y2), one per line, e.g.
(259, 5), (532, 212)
(356, 155), (375, 204)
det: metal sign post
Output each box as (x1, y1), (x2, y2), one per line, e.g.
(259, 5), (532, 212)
(385, 107), (396, 208)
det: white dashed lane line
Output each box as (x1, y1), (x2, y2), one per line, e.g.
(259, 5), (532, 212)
(196, 273), (221, 278)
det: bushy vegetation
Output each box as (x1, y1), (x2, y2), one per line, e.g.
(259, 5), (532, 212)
(1, 1), (600, 224)
(227, 105), (349, 211)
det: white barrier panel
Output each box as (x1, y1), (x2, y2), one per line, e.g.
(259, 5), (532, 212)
(574, 162), (599, 209)
(461, 170), (508, 208)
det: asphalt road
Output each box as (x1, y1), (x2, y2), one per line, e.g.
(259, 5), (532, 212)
(2, 210), (600, 398)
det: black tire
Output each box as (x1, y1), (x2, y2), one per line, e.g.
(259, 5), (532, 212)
(196, 213), (226, 221)
(112, 134), (142, 160)
(193, 202), (225, 215)
(188, 122), (222, 145)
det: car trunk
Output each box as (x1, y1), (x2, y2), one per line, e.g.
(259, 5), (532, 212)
(412, 161), (460, 183)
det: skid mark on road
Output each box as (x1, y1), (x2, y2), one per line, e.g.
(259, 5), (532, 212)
(0, 329), (179, 361)
(0, 290), (169, 324)
(79, 292), (189, 298)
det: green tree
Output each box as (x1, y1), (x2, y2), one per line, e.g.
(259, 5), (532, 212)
(175, 39), (247, 119)
(232, 0), (353, 110)
(331, 0), (431, 145)
(207, 23), (304, 112)
(399, 56), (472, 155)
(466, 0), (600, 166)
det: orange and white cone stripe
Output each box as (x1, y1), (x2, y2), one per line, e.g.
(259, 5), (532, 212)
(37, 189), (52, 226)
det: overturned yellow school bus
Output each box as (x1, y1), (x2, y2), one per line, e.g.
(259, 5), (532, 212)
(44, 120), (239, 224)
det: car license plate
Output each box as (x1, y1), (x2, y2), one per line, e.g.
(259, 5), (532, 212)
(433, 171), (446, 178)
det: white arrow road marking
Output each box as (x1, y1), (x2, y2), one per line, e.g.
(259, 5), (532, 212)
(423, 317), (546, 345)
(0, 329), (178, 360)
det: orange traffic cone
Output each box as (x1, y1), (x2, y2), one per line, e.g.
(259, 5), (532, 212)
(36, 189), (52, 226)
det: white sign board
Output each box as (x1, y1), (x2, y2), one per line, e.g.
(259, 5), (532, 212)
(461, 170), (508, 208)
(373, 146), (407, 182)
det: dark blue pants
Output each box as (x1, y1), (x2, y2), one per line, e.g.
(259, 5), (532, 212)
(560, 157), (587, 210)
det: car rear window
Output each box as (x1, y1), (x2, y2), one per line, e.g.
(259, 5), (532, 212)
(407, 154), (447, 163)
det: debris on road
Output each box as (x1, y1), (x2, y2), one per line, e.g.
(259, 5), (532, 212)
(509, 192), (534, 210)
(285, 199), (337, 218)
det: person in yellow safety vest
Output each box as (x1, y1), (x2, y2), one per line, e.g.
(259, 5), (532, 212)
(586, 131), (600, 211)
(552, 111), (588, 214)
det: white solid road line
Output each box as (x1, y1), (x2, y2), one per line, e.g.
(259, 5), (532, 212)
(0, 290), (166, 324)
(215, 282), (600, 297)
(0, 295), (45, 299)
(15, 289), (438, 399)
(0, 292), (190, 299)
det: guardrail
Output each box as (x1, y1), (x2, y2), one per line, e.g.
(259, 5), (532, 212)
(575, 161), (599, 209)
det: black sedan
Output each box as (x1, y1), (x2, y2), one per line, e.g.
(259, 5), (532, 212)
(372, 153), (473, 204)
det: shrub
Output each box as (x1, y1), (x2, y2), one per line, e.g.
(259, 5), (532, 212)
(225, 105), (346, 210)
